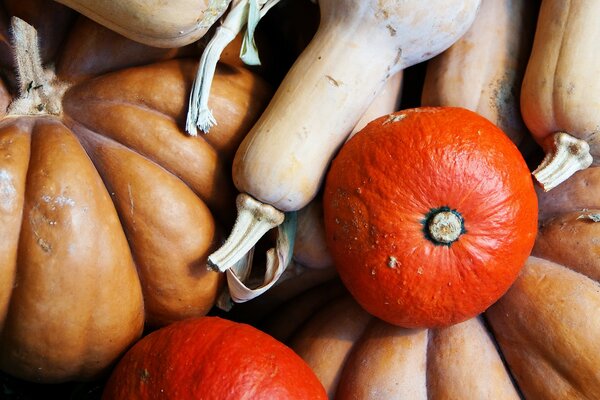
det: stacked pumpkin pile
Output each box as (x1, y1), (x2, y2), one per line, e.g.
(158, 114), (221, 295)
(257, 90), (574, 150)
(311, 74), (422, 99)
(0, 0), (598, 399)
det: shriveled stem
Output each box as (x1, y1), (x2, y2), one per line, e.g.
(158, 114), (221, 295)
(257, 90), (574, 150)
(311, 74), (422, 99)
(533, 132), (593, 191)
(207, 193), (285, 272)
(185, 0), (280, 134)
(8, 17), (66, 116)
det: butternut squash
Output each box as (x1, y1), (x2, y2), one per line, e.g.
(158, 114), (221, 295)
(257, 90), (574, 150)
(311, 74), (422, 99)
(53, 0), (230, 48)
(422, 0), (538, 156)
(521, 0), (599, 190)
(208, 0), (482, 276)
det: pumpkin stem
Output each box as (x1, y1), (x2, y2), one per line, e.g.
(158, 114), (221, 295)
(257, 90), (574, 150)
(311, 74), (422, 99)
(533, 132), (593, 192)
(8, 17), (66, 116)
(425, 208), (464, 245)
(207, 193), (285, 272)
(185, 0), (280, 135)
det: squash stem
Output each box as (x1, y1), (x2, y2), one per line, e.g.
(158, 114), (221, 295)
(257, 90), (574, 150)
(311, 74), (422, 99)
(8, 17), (65, 116)
(207, 193), (285, 272)
(533, 132), (593, 191)
(185, 0), (280, 134)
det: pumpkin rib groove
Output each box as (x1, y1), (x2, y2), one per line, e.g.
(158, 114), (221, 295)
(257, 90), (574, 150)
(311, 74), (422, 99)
(479, 314), (527, 400)
(64, 110), (231, 222)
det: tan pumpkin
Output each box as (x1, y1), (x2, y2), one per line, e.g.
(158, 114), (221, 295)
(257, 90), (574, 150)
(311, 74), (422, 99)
(422, 0), (538, 157)
(486, 165), (600, 399)
(262, 282), (520, 399)
(0, 9), (270, 383)
(521, 0), (600, 190)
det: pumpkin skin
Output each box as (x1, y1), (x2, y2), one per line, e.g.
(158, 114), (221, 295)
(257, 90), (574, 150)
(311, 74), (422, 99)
(486, 165), (600, 399)
(102, 316), (328, 400)
(323, 107), (538, 328)
(261, 283), (520, 399)
(0, 12), (270, 382)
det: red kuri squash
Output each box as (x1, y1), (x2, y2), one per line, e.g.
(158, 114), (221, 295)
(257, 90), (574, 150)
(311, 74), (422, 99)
(323, 107), (538, 327)
(102, 316), (328, 400)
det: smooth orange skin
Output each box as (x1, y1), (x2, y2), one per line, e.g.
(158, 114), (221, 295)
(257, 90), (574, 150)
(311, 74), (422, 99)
(323, 107), (538, 328)
(102, 317), (328, 400)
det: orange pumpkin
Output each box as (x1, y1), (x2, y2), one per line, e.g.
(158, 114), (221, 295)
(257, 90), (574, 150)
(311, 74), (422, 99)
(261, 282), (520, 399)
(486, 165), (600, 399)
(102, 316), (328, 400)
(0, 9), (270, 382)
(323, 107), (538, 328)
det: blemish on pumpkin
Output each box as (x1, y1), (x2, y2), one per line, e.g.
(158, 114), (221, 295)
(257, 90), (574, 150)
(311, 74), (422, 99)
(387, 256), (398, 268)
(577, 213), (600, 222)
(140, 368), (150, 383)
(0, 170), (16, 211)
(383, 114), (406, 125)
(37, 237), (51, 253)
(417, 266), (423, 275)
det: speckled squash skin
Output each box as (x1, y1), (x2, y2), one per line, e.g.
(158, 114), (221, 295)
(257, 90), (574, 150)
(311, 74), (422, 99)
(101, 317), (328, 400)
(323, 107), (538, 328)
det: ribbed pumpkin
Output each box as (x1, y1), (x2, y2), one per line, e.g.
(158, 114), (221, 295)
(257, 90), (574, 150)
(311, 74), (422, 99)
(323, 107), (538, 328)
(0, 5), (270, 383)
(486, 165), (600, 399)
(261, 282), (521, 399)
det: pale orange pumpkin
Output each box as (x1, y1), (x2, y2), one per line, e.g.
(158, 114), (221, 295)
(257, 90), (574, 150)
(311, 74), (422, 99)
(0, 6), (270, 383)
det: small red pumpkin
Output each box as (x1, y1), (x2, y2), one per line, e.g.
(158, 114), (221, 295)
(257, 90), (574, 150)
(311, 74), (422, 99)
(323, 107), (538, 328)
(102, 316), (328, 400)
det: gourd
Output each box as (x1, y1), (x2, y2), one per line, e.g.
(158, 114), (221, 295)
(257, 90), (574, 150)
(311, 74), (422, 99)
(422, 0), (538, 157)
(224, 71), (403, 322)
(102, 316), (328, 399)
(0, 12), (270, 382)
(53, 0), (231, 48)
(323, 107), (537, 328)
(208, 0), (482, 278)
(486, 165), (600, 399)
(520, 0), (599, 190)
(261, 283), (520, 399)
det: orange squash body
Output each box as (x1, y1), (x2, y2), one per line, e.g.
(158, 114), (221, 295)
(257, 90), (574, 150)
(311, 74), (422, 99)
(0, 3), (270, 383)
(101, 316), (328, 400)
(323, 107), (537, 327)
(486, 165), (600, 399)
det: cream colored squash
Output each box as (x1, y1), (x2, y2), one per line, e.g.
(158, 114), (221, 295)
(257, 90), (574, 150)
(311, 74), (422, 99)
(54, 0), (230, 47)
(208, 0), (482, 277)
(422, 0), (538, 156)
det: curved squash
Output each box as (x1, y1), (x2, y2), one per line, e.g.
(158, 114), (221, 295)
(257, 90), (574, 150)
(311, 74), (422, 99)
(422, 0), (538, 156)
(54, 0), (230, 48)
(520, 0), (600, 190)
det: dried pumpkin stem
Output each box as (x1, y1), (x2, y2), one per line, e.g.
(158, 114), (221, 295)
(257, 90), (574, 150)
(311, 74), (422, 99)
(8, 17), (65, 116)
(425, 208), (464, 246)
(207, 193), (285, 272)
(533, 132), (593, 192)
